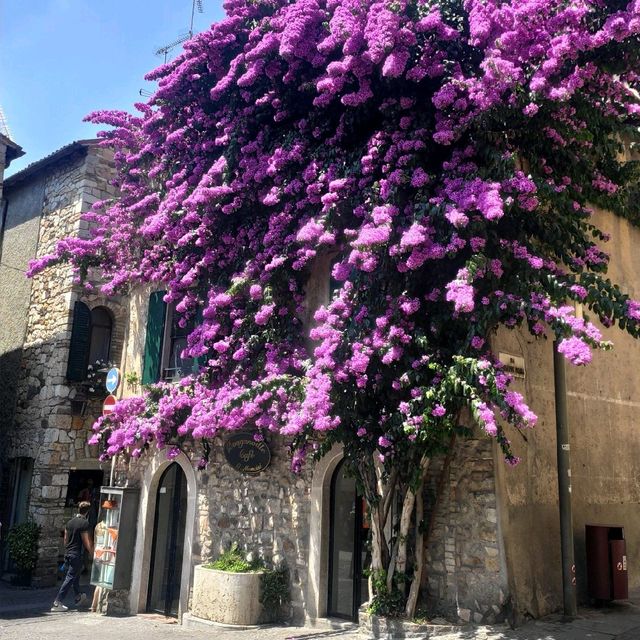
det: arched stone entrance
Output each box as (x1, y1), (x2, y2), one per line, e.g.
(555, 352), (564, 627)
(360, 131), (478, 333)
(327, 458), (369, 620)
(306, 446), (369, 622)
(129, 452), (196, 619)
(146, 462), (187, 616)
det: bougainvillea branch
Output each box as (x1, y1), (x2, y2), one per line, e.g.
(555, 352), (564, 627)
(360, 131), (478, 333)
(30, 0), (640, 616)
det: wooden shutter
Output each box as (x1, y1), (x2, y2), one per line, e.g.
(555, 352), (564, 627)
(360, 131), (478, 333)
(66, 302), (91, 382)
(142, 291), (167, 384)
(192, 306), (203, 373)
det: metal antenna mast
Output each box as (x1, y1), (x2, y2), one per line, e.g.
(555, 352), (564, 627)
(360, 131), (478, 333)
(190, 0), (204, 35)
(0, 105), (12, 139)
(155, 0), (205, 63)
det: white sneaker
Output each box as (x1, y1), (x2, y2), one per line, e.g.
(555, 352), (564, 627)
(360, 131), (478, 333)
(51, 602), (69, 612)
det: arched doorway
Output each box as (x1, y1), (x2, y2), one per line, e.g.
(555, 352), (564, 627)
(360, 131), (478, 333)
(327, 459), (369, 620)
(146, 463), (187, 616)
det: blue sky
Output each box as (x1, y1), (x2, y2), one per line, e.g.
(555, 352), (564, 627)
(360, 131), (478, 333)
(2, 0), (225, 175)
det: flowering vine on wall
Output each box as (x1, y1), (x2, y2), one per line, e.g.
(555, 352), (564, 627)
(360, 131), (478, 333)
(30, 0), (640, 616)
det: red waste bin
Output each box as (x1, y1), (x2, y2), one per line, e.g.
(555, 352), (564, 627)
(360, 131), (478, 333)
(586, 524), (628, 601)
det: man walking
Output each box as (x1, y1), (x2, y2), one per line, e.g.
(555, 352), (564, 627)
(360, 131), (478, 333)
(51, 501), (94, 611)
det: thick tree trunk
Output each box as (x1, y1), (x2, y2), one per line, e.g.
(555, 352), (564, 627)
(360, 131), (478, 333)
(406, 435), (457, 619)
(396, 486), (416, 576)
(387, 485), (414, 591)
(364, 435), (457, 617)
(405, 476), (425, 619)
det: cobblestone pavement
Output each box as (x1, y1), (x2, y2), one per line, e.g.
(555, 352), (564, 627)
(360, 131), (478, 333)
(2, 582), (640, 639)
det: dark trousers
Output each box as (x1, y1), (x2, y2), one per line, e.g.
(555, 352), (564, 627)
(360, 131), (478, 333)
(55, 555), (83, 603)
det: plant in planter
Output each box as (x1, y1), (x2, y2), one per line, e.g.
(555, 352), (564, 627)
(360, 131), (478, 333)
(6, 521), (41, 586)
(260, 564), (290, 623)
(207, 543), (263, 573)
(191, 544), (289, 625)
(85, 359), (116, 395)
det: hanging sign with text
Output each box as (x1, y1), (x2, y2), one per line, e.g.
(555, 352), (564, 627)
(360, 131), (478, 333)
(223, 433), (271, 474)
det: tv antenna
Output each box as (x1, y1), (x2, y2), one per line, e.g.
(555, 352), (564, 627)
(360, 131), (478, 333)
(190, 0), (204, 34)
(154, 0), (205, 63)
(0, 105), (12, 139)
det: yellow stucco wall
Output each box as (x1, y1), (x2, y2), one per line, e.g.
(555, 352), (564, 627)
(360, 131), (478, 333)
(493, 208), (640, 617)
(118, 211), (640, 619)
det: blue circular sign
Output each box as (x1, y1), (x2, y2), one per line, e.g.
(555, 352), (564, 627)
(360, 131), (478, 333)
(105, 368), (120, 393)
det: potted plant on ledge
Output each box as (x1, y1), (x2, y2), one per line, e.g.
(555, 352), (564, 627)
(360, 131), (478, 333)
(6, 521), (41, 586)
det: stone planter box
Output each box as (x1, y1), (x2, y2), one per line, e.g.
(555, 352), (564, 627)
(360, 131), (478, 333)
(191, 565), (264, 625)
(358, 608), (466, 639)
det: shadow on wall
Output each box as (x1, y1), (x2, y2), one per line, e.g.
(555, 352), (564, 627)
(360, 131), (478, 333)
(0, 331), (108, 586)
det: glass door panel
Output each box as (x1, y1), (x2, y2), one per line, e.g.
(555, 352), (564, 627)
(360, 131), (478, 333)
(328, 460), (370, 620)
(147, 463), (187, 616)
(328, 464), (356, 618)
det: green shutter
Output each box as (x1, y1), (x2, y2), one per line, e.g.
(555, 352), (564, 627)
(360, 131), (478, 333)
(67, 302), (91, 382)
(192, 306), (203, 374)
(142, 291), (167, 384)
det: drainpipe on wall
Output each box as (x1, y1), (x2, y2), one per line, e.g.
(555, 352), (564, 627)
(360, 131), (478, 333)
(553, 340), (577, 618)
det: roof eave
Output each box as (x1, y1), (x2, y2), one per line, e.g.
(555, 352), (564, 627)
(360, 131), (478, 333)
(3, 139), (98, 188)
(0, 132), (25, 168)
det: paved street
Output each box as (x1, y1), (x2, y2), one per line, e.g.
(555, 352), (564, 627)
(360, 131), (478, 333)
(2, 582), (640, 639)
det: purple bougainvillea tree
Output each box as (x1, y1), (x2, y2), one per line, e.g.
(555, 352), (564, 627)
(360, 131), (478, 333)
(31, 0), (640, 617)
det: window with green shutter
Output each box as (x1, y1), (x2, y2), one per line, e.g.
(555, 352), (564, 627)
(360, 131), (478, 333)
(192, 306), (203, 374)
(162, 304), (200, 382)
(67, 302), (92, 382)
(142, 291), (167, 384)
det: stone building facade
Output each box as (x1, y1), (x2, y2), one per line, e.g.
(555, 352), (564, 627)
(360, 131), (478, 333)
(0, 141), (124, 584)
(95, 204), (640, 629)
(93, 270), (507, 627)
(3, 140), (639, 627)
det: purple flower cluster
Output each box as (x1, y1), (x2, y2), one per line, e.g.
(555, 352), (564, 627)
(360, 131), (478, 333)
(557, 336), (592, 366)
(29, 0), (640, 470)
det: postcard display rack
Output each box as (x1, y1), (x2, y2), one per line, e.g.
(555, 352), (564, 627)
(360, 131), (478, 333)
(91, 486), (139, 590)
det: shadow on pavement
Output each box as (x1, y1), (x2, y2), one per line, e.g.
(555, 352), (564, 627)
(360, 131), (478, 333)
(0, 579), (95, 620)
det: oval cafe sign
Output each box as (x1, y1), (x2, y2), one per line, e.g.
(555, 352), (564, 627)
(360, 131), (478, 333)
(223, 433), (271, 474)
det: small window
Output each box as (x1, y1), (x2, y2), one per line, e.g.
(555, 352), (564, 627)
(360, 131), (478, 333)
(89, 307), (113, 364)
(66, 302), (113, 382)
(161, 305), (196, 382)
(141, 293), (199, 385)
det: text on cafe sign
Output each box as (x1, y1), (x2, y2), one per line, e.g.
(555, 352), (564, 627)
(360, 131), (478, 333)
(223, 433), (271, 474)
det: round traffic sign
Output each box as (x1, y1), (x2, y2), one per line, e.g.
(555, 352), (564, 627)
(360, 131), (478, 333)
(105, 367), (120, 393)
(103, 394), (117, 416)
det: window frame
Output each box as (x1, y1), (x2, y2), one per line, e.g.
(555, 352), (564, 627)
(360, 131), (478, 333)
(66, 301), (114, 383)
(88, 306), (114, 367)
(160, 303), (198, 383)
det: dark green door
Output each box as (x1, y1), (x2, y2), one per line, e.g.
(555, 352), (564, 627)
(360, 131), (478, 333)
(327, 459), (370, 620)
(147, 463), (187, 616)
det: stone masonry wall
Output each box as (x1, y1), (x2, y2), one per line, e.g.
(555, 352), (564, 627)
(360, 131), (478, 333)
(195, 437), (314, 623)
(114, 277), (509, 623)
(101, 431), (314, 622)
(6, 146), (123, 585)
(113, 438), (314, 623)
(422, 436), (509, 625)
